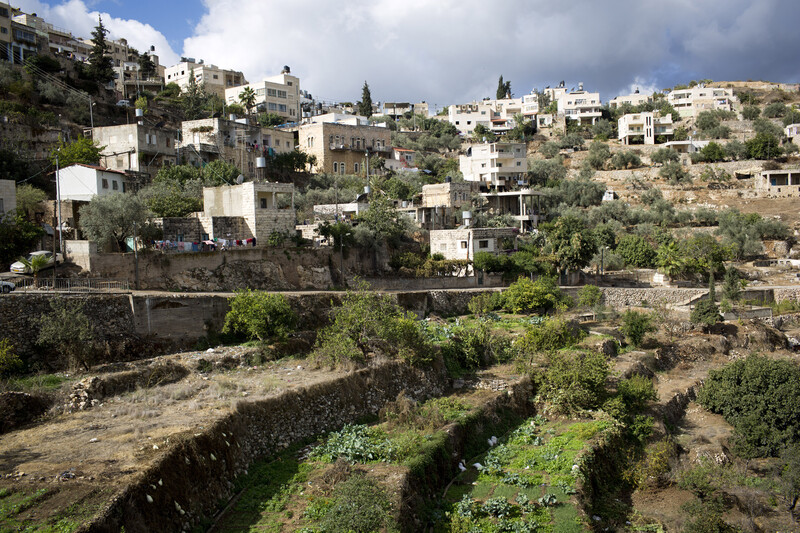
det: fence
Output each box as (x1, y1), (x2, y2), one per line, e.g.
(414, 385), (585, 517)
(11, 278), (130, 293)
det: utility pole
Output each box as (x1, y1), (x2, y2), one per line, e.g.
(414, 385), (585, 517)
(133, 221), (140, 290)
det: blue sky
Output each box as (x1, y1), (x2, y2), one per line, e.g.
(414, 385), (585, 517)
(79, 0), (201, 51)
(11, 0), (800, 108)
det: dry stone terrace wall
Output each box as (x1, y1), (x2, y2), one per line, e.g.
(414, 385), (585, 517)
(82, 361), (449, 533)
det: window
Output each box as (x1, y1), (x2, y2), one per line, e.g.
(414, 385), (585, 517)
(339, 163), (345, 175)
(102, 178), (109, 189)
(116, 156), (124, 167)
(278, 104), (287, 112)
(2, 27), (9, 35)
(353, 163), (359, 173)
(439, 243), (447, 251)
(112, 180), (119, 190)
(287, 81), (292, 86)
(122, 183), (126, 192)
(213, 74), (218, 79)
(460, 241), (467, 249)
(260, 198), (267, 209)
(268, 103), (277, 111)
(478, 240), (489, 249)
(277, 90), (287, 98)
(0, 7), (8, 16)
(267, 88), (277, 97)
(333, 162), (338, 173)
(0, 198), (4, 215)
(516, 161), (521, 166)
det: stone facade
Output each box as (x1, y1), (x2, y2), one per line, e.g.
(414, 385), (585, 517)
(160, 182), (296, 245)
(430, 227), (518, 261)
(755, 169), (800, 198)
(92, 123), (178, 177)
(297, 120), (392, 174)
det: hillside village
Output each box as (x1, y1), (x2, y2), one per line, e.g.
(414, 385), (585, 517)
(1, 5), (800, 533)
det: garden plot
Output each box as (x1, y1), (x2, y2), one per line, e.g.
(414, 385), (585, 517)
(434, 417), (608, 533)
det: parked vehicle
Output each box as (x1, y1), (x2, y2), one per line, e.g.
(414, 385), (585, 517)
(10, 250), (63, 274)
(116, 99), (131, 107)
(0, 280), (14, 293)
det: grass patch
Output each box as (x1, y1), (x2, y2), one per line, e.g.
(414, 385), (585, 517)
(2, 373), (70, 392)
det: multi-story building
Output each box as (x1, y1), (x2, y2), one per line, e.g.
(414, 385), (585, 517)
(448, 97), (524, 136)
(0, 3), (10, 62)
(91, 123), (178, 180)
(164, 59), (246, 97)
(459, 142), (526, 189)
(225, 69), (300, 122)
(666, 86), (736, 119)
(553, 83), (601, 125)
(159, 181), (296, 244)
(618, 111), (674, 145)
(297, 113), (391, 174)
(609, 90), (651, 109)
(180, 117), (294, 178)
(785, 123), (800, 146)
(9, 15), (44, 63)
(430, 226), (518, 261)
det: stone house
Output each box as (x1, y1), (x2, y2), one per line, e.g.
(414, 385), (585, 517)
(398, 181), (474, 230)
(755, 169), (800, 197)
(159, 181), (296, 245)
(297, 113), (391, 174)
(180, 117), (295, 179)
(91, 123), (178, 179)
(666, 86), (736, 119)
(164, 59), (246, 98)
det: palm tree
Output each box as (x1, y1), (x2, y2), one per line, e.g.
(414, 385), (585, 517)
(239, 87), (256, 116)
(656, 242), (685, 282)
(18, 254), (52, 288)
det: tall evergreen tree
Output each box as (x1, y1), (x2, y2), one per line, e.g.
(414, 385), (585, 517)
(496, 75), (511, 99)
(137, 53), (156, 79)
(182, 69), (207, 120)
(88, 16), (114, 84)
(358, 81), (373, 118)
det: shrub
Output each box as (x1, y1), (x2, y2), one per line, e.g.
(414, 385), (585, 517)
(700, 142), (726, 163)
(616, 234), (657, 268)
(763, 102), (787, 118)
(650, 148), (679, 166)
(312, 285), (431, 367)
(441, 321), (515, 372)
(617, 374), (658, 412)
(741, 105), (760, 120)
(536, 350), (610, 414)
(0, 338), (22, 377)
(586, 141), (611, 169)
(467, 292), (499, 316)
(517, 317), (585, 353)
(36, 298), (98, 370)
(659, 161), (691, 185)
(222, 290), (296, 342)
(609, 150), (642, 170)
(698, 355), (800, 458)
(620, 310), (656, 347)
(501, 276), (564, 314)
(577, 284), (602, 308)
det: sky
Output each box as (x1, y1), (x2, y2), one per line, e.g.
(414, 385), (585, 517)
(12, 0), (800, 112)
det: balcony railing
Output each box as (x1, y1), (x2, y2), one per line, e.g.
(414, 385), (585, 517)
(10, 278), (130, 292)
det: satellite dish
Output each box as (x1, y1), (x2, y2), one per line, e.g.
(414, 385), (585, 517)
(236, 174), (244, 184)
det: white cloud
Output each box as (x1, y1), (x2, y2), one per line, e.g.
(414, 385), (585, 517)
(13, 0), (179, 65)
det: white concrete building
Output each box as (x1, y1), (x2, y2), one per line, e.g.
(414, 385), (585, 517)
(430, 226), (518, 261)
(225, 70), (301, 122)
(618, 111), (674, 145)
(786, 123), (800, 146)
(56, 164), (132, 201)
(164, 59), (246, 98)
(0, 179), (15, 219)
(459, 142), (526, 189)
(447, 97), (524, 136)
(609, 90), (651, 109)
(666, 86), (735, 119)
(555, 85), (602, 125)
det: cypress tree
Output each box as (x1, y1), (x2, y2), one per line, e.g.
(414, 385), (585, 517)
(88, 16), (115, 84)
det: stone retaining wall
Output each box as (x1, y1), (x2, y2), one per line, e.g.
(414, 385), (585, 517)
(80, 360), (448, 533)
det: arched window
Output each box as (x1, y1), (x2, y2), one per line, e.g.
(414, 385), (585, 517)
(354, 163), (359, 173)
(333, 162), (338, 173)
